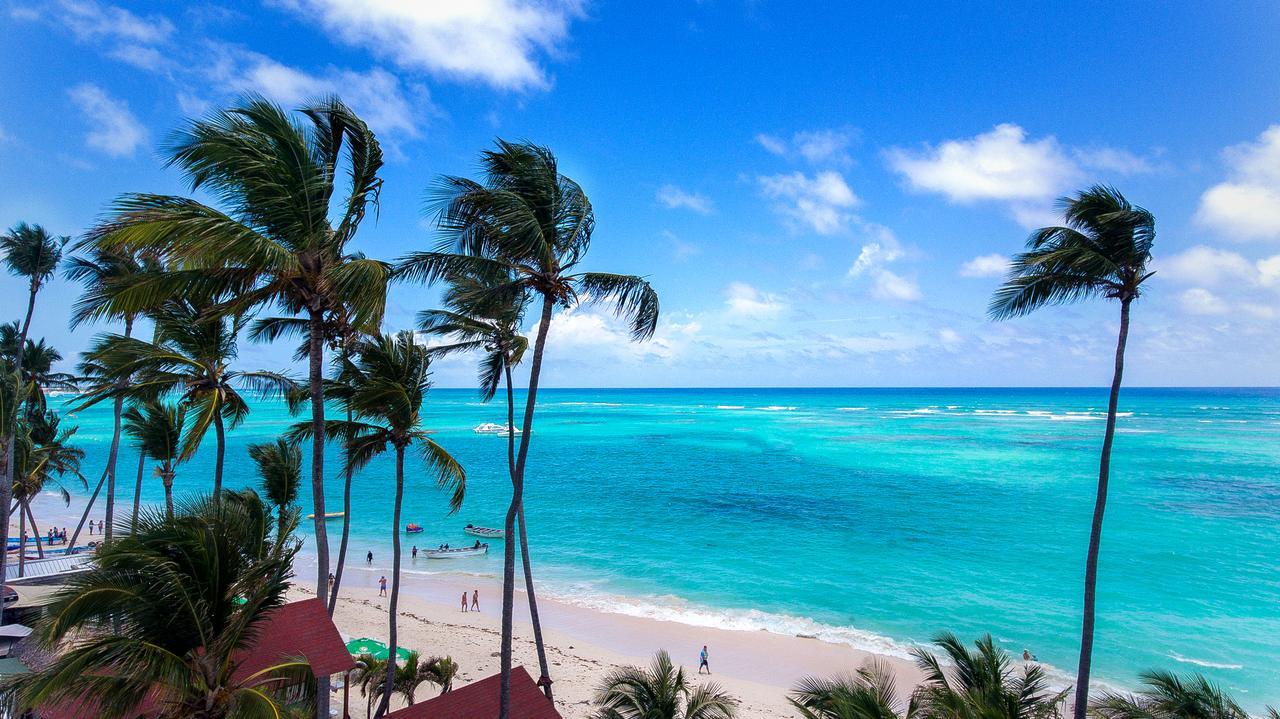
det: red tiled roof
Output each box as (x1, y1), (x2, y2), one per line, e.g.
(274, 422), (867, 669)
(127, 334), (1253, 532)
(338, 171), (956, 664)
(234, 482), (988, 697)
(385, 666), (562, 719)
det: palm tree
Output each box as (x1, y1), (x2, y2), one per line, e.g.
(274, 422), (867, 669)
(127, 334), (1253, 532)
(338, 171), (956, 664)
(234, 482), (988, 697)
(84, 101), (390, 657)
(397, 140), (660, 714)
(790, 660), (903, 719)
(594, 650), (737, 719)
(311, 331), (464, 718)
(250, 438), (302, 543)
(0, 221), (65, 613)
(0, 492), (310, 719)
(351, 654), (386, 719)
(121, 400), (186, 519)
(909, 633), (1066, 719)
(80, 299), (295, 500)
(363, 651), (458, 707)
(989, 185), (1155, 716)
(12, 409), (85, 572)
(1090, 671), (1249, 719)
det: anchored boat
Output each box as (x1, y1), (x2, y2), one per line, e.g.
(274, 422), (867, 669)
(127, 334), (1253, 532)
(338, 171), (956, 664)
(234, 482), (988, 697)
(464, 524), (505, 539)
(425, 544), (488, 559)
(306, 511), (345, 521)
(405, 523), (424, 534)
(473, 423), (521, 435)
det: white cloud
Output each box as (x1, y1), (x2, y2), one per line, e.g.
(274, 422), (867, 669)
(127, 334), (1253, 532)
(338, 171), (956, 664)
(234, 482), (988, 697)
(724, 282), (786, 319)
(209, 50), (425, 138)
(55, 0), (174, 44)
(1258, 255), (1280, 286)
(1158, 246), (1256, 286)
(959, 253), (1010, 278)
(66, 83), (146, 158)
(107, 43), (169, 71)
(1197, 126), (1280, 240)
(845, 230), (920, 302)
(848, 236), (902, 278)
(273, 0), (584, 90)
(756, 128), (856, 166)
(656, 184), (714, 214)
(1073, 147), (1155, 175)
(662, 230), (701, 261)
(871, 270), (922, 302)
(757, 171), (859, 234)
(1179, 288), (1229, 315)
(938, 328), (963, 348)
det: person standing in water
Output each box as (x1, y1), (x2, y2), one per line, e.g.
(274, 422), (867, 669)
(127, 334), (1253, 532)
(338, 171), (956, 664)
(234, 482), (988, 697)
(698, 645), (710, 674)
(412, 545), (418, 559)
(366, 550), (373, 565)
(471, 589), (480, 612)
(460, 591), (469, 612)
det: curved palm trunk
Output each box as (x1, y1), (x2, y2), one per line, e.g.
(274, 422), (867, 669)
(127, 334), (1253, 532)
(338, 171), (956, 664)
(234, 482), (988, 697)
(130, 453), (145, 532)
(212, 407), (226, 501)
(1, 282), (41, 621)
(500, 296), (555, 719)
(329, 403), (355, 615)
(376, 446), (406, 719)
(1072, 299), (1132, 719)
(102, 395), (125, 542)
(307, 311), (332, 719)
(24, 503), (42, 559)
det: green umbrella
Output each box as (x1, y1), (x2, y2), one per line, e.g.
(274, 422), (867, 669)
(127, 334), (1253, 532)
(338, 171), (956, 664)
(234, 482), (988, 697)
(345, 638), (412, 662)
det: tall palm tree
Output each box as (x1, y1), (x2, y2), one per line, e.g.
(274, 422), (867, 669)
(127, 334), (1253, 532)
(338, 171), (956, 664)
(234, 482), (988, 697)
(989, 185), (1155, 716)
(84, 101), (390, 658)
(250, 438), (302, 543)
(397, 140), (660, 714)
(0, 492), (310, 719)
(310, 332), (464, 718)
(121, 400), (186, 519)
(594, 650), (737, 719)
(909, 633), (1067, 719)
(790, 660), (903, 719)
(1090, 671), (1249, 719)
(0, 221), (65, 613)
(12, 409), (85, 572)
(81, 299), (295, 499)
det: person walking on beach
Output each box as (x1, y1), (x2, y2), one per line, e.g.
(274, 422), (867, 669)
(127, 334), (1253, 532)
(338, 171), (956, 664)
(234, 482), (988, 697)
(97, 520), (103, 534)
(471, 589), (480, 612)
(461, 591), (469, 612)
(366, 550), (373, 565)
(698, 645), (710, 674)
(378, 576), (387, 597)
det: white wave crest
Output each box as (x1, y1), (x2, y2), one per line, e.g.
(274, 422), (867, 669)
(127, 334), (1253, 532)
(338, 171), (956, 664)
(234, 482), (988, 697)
(1166, 651), (1243, 670)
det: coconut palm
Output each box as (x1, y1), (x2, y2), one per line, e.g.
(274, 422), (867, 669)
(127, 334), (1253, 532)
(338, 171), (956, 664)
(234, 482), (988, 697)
(1090, 671), (1250, 719)
(989, 185), (1155, 716)
(909, 633), (1066, 719)
(0, 492), (310, 719)
(351, 654), (385, 719)
(594, 650), (737, 719)
(302, 331), (464, 718)
(84, 101), (389, 658)
(398, 140), (660, 714)
(121, 400), (186, 519)
(0, 221), (66, 612)
(250, 438), (301, 543)
(80, 299), (295, 500)
(790, 660), (904, 719)
(12, 409), (85, 572)
(361, 651), (458, 708)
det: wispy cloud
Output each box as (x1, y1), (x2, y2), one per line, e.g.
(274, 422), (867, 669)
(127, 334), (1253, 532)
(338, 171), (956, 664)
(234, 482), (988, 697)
(656, 184), (714, 214)
(67, 83), (146, 158)
(757, 170), (859, 235)
(756, 127), (857, 166)
(959, 253), (1010, 278)
(55, 0), (174, 44)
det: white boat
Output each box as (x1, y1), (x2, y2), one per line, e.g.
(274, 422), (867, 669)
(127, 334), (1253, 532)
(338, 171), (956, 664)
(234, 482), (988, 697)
(425, 544), (488, 559)
(473, 423), (521, 435)
(464, 525), (505, 539)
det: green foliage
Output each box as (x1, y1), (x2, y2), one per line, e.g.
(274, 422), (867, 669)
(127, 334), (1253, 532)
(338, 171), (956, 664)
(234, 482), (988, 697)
(594, 650), (737, 719)
(790, 661), (903, 719)
(1090, 670), (1251, 719)
(13, 409), (85, 505)
(908, 633), (1066, 719)
(2, 222), (66, 290)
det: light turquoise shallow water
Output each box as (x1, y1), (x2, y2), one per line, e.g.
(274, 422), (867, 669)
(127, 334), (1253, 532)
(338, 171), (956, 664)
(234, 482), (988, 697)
(49, 388), (1280, 707)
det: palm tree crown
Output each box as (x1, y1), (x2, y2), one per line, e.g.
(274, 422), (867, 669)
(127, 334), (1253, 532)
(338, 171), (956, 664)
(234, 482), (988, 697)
(121, 400), (186, 518)
(1090, 671), (1250, 719)
(790, 660), (903, 719)
(909, 633), (1066, 719)
(594, 650), (737, 719)
(250, 438), (301, 541)
(2, 222), (66, 294)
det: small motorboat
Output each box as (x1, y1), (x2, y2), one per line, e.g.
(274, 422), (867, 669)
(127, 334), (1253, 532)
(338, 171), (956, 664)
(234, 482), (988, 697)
(405, 523), (424, 534)
(425, 543), (488, 559)
(306, 511), (345, 521)
(473, 423), (521, 435)
(464, 524), (506, 539)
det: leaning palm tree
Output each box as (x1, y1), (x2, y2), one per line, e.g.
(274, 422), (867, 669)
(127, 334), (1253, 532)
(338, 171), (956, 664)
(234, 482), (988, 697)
(594, 650), (737, 719)
(250, 438), (302, 543)
(398, 140), (660, 714)
(121, 400), (186, 519)
(0, 221), (65, 611)
(989, 185), (1155, 716)
(0, 492), (311, 719)
(304, 331), (464, 718)
(790, 660), (904, 719)
(80, 299), (295, 499)
(84, 101), (389, 658)
(12, 410), (85, 572)
(909, 633), (1067, 719)
(1090, 671), (1249, 719)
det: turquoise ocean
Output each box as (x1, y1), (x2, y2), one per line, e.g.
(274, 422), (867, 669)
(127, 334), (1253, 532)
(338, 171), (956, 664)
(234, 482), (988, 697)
(48, 388), (1280, 707)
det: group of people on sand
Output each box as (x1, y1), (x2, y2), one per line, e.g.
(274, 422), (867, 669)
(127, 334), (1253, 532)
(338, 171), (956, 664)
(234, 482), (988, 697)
(86, 520), (104, 535)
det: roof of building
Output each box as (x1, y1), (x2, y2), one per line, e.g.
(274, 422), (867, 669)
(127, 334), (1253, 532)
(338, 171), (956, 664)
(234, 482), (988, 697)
(384, 666), (562, 719)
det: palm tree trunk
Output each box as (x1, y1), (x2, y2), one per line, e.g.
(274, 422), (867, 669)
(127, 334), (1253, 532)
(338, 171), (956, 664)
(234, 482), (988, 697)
(16, 501), (25, 578)
(376, 446), (406, 719)
(24, 502), (42, 559)
(130, 453), (145, 532)
(0, 284), (39, 622)
(163, 468), (174, 520)
(500, 296), (555, 719)
(102, 395), (125, 542)
(212, 407), (226, 501)
(504, 362), (553, 700)
(307, 310), (332, 719)
(329, 402), (354, 615)
(1072, 298), (1132, 719)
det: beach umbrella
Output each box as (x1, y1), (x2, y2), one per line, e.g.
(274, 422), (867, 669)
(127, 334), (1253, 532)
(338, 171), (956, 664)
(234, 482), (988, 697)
(345, 638), (411, 661)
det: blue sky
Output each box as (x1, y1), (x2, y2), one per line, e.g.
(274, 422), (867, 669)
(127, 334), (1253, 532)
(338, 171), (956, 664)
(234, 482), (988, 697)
(2, 1), (1279, 387)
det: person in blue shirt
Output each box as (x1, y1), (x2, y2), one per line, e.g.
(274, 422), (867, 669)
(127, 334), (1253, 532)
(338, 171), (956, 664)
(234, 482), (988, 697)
(698, 645), (710, 674)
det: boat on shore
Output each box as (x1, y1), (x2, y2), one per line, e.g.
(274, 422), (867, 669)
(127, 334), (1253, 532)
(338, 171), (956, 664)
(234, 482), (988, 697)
(464, 524), (505, 539)
(473, 423), (521, 435)
(425, 544), (488, 559)
(306, 511), (345, 520)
